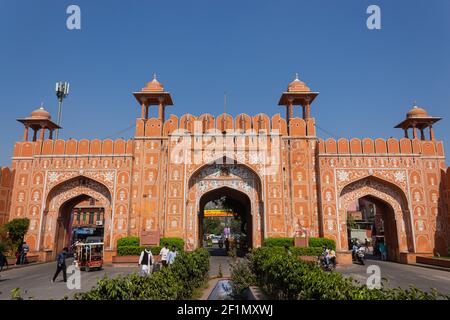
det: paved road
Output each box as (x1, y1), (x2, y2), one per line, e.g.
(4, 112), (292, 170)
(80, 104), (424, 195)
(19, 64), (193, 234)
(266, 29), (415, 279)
(337, 257), (450, 295)
(0, 259), (138, 300)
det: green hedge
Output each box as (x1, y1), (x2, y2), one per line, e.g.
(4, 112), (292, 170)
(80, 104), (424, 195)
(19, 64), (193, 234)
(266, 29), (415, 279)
(309, 237), (336, 250)
(117, 236), (140, 247)
(247, 247), (449, 300)
(290, 246), (323, 256)
(74, 248), (210, 300)
(117, 246), (162, 256)
(263, 238), (293, 247)
(263, 237), (335, 250)
(116, 236), (184, 256)
(160, 237), (184, 252)
(117, 236), (184, 251)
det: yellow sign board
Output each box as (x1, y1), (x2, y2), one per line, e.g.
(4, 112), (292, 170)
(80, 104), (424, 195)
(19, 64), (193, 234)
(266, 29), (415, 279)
(204, 209), (234, 217)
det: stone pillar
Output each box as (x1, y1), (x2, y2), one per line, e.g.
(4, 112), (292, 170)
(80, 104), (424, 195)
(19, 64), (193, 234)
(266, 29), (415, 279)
(158, 97), (165, 125)
(49, 129), (54, 140)
(404, 129), (409, 139)
(141, 102), (147, 119)
(420, 128), (425, 140)
(304, 100), (311, 119)
(23, 125), (29, 141)
(286, 98), (293, 134)
(39, 125), (46, 141)
(32, 129), (38, 141)
(412, 124), (418, 139)
(429, 125), (435, 140)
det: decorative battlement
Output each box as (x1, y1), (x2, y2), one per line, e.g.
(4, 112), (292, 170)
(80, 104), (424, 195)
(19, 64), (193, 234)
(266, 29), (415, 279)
(318, 137), (445, 157)
(135, 113), (317, 137)
(12, 138), (134, 159)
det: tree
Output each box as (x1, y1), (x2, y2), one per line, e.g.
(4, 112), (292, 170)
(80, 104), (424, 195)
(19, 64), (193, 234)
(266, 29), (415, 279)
(347, 215), (357, 230)
(203, 217), (222, 235)
(2, 218), (30, 247)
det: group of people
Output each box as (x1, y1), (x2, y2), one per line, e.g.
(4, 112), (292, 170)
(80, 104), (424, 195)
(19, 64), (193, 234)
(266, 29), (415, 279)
(15, 241), (30, 265)
(372, 238), (388, 261)
(138, 244), (178, 276)
(321, 246), (336, 268)
(49, 243), (180, 283)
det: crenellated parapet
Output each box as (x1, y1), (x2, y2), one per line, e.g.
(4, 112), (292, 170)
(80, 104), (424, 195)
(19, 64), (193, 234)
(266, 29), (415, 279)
(12, 138), (134, 159)
(135, 113), (317, 138)
(318, 137), (445, 157)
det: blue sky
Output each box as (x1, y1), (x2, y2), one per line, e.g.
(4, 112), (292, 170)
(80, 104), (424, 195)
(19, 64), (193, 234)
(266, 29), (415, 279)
(0, 0), (449, 166)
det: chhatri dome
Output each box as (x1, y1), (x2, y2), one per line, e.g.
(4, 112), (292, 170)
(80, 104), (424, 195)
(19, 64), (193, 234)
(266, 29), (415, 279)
(141, 73), (164, 92)
(30, 105), (51, 120)
(406, 104), (429, 119)
(287, 73), (311, 93)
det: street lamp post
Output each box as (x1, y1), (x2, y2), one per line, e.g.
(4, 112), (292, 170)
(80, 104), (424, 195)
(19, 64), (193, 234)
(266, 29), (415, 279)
(55, 81), (70, 139)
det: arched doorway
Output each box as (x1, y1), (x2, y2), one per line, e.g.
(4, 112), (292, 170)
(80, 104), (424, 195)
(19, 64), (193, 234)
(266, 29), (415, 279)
(186, 161), (264, 251)
(339, 176), (413, 263)
(345, 195), (400, 262)
(54, 194), (106, 256)
(199, 187), (252, 255)
(41, 176), (112, 259)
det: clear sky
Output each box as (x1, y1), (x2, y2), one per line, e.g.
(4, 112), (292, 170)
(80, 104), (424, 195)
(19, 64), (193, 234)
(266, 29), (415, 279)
(0, 0), (449, 166)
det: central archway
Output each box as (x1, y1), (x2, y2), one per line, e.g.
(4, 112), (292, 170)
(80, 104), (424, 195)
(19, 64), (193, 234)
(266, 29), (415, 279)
(199, 187), (252, 254)
(185, 161), (264, 250)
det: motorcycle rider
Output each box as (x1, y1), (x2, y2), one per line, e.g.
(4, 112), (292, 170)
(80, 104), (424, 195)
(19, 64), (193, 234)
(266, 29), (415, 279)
(351, 239), (359, 260)
(321, 246), (330, 267)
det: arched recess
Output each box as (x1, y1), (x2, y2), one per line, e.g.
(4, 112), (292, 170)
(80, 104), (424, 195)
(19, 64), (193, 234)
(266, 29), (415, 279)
(185, 158), (264, 250)
(338, 176), (414, 262)
(198, 187), (253, 250)
(39, 176), (112, 258)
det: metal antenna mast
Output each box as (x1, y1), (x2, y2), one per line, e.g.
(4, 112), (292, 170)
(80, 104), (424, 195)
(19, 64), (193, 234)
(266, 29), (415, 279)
(55, 81), (70, 139)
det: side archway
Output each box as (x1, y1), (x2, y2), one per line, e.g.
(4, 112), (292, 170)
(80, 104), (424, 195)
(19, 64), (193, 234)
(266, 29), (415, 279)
(338, 176), (414, 262)
(39, 176), (113, 259)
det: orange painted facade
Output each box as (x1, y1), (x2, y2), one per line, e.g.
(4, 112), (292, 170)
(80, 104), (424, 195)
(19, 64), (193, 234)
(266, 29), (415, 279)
(1, 75), (449, 263)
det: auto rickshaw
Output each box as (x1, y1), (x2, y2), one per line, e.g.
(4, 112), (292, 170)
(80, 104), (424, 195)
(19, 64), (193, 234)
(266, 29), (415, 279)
(75, 242), (104, 272)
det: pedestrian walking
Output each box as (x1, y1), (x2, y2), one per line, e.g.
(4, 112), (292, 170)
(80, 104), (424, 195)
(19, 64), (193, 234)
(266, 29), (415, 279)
(167, 246), (177, 266)
(15, 243), (22, 265)
(0, 251), (8, 272)
(159, 244), (169, 268)
(20, 241), (30, 265)
(138, 247), (153, 276)
(52, 247), (68, 283)
(379, 241), (387, 261)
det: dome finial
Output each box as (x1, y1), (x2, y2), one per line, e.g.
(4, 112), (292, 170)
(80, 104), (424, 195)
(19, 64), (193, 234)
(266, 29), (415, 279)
(40, 102), (44, 110)
(295, 72), (299, 81)
(153, 72), (157, 81)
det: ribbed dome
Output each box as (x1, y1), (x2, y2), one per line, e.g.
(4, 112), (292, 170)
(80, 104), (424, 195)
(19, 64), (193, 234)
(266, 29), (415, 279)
(407, 106), (428, 118)
(142, 74), (164, 92)
(287, 74), (311, 92)
(30, 106), (51, 120)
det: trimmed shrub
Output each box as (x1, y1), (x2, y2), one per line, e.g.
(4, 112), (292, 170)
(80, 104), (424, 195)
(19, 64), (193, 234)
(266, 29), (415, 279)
(117, 246), (144, 256)
(309, 237), (336, 250)
(248, 247), (449, 300)
(75, 248), (210, 300)
(117, 246), (163, 256)
(117, 236), (140, 247)
(160, 237), (184, 251)
(263, 238), (293, 247)
(289, 246), (322, 256)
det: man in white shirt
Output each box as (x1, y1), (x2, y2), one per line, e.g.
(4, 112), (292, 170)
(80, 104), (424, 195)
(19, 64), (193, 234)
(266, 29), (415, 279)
(138, 247), (153, 276)
(159, 244), (170, 268)
(167, 246), (178, 266)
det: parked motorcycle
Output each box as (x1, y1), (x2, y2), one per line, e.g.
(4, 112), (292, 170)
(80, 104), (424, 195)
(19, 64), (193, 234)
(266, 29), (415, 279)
(317, 253), (336, 271)
(353, 247), (365, 265)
